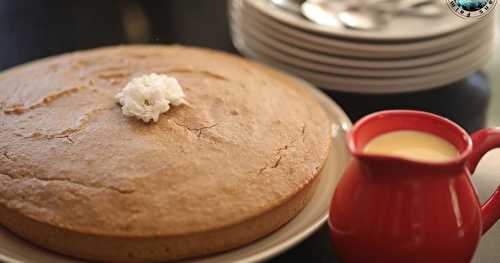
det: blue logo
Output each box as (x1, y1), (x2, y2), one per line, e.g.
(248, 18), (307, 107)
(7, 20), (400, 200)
(457, 0), (488, 11)
(448, 0), (496, 18)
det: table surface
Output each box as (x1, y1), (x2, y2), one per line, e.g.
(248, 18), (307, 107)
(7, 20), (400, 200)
(0, 1), (498, 262)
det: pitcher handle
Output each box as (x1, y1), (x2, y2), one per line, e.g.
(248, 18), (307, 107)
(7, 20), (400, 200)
(467, 128), (500, 234)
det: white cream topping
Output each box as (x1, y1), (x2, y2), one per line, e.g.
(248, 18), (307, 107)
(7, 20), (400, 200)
(115, 73), (186, 123)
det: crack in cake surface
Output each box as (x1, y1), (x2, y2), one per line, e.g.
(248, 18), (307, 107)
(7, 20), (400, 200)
(0, 171), (135, 194)
(3, 86), (87, 115)
(172, 120), (219, 138)
(18, 106), (114, 140)
(257, 138), (297, 175)
(1, 151), (14, 162)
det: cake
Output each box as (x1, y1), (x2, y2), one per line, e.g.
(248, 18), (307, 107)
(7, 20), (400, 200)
(0, 45), (331, 262)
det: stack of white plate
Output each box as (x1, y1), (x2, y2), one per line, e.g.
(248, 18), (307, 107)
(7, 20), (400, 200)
(229, 0), (496, 93)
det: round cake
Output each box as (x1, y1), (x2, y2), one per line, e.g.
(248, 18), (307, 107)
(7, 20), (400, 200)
(0, 45), (331, 262)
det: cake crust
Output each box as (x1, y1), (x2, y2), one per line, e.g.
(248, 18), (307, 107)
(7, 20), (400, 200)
(0, 45), (331, 262)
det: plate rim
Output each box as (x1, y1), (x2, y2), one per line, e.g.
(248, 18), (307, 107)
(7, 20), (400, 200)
(242, 30), (494, 78)
(241, 37), (492, 85)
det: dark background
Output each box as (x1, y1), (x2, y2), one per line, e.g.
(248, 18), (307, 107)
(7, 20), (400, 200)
(0, 1), (236, 70)
(0, 1), (494, 262)
(0, 0), (491, 134)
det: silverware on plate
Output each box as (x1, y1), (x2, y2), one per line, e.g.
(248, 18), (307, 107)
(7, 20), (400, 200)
(271, 0), (444, 31)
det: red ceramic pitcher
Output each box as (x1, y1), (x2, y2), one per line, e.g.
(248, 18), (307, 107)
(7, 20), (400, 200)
(329, 110), (500, 263)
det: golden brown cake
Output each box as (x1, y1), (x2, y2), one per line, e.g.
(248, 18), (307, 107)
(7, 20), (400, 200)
(0, 45), (331, 262)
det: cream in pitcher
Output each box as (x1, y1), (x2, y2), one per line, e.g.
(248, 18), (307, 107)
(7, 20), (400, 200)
(363, 130), (459, 162)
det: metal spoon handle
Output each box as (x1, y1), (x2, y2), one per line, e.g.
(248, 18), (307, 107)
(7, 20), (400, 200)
(372, 0), (443, 17)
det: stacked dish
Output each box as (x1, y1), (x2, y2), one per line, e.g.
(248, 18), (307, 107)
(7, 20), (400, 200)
(229, 0), (496, 93)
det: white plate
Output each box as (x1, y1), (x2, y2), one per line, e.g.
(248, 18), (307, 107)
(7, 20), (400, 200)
(242, 24), (493, 77)
(242, 30), (493, 81)
(246, 0), (474, 41)
(237, 13), (494, 69)
(241, 6), (493, 59)
(242, 46), (492, 93)
(0, 75), (352, 263)
(237, 38), (493, 93)
(241, 3), (492, 58)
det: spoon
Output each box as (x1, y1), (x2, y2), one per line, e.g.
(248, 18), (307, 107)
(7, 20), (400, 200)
(336, 0), (389, 31)
(373, 0), (444, 17)
(270, 0), (306, 14)
(301, 0), (386, 30)
(301, 0), (443, 31)
(301, 0), (343, 27)
(336, 7), (386, 30)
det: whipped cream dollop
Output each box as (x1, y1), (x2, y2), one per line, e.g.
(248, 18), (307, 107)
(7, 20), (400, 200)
(115, 73), (186, 123)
